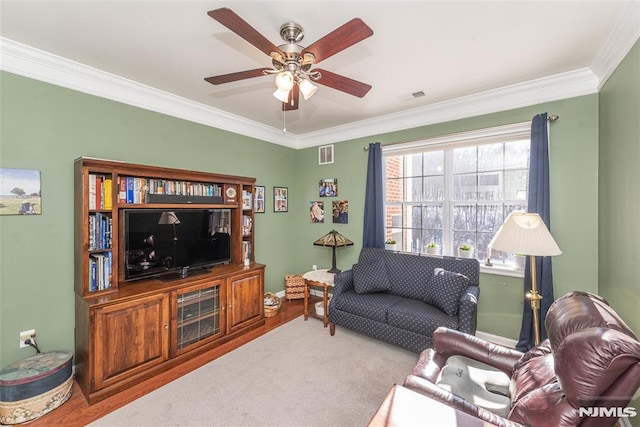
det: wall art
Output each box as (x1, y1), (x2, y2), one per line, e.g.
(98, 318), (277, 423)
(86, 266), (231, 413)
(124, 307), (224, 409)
(274, 186), (288, 212)
(0, 168), (42, 215)
(331, 200), (349, 224)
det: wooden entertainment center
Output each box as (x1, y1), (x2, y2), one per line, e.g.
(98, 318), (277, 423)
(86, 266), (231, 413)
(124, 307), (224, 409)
(74, 158), (264, 404)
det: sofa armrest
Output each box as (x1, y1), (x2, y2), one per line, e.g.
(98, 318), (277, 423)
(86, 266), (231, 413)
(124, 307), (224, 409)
(458, 285), (479, 335)
(403, 374), (525, 427)
(332, 269), (354, 296)
(432, 327), (523, 376)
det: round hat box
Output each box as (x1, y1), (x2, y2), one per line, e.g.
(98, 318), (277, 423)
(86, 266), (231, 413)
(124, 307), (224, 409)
(0, 351), (73, 424)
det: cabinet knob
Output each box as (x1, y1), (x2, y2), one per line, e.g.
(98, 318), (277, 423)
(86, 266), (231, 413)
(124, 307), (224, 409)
(164, 324), (168, 330)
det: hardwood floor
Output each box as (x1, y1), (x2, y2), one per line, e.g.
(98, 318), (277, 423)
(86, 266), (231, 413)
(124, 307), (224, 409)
(29, 297), (314, 426)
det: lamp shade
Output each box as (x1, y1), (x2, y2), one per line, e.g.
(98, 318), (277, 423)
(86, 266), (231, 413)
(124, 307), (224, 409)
(274, 71), (294, 91)
(158, 211), (181, 225)
(299, 78), (318, 100)
(488, 212), (561, 256)
(313, 230), (353, 247)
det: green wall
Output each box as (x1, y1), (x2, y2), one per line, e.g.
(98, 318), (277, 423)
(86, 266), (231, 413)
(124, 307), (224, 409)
(296, 96), (600, 339)
(599, 40), (640, 335)
(1, 39), (637, 368)
(0, 72), (299, 366)
(599, 41), (640, 426)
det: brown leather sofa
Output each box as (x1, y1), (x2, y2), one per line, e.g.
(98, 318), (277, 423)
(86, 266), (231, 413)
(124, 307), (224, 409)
(403, 291), (640, 427)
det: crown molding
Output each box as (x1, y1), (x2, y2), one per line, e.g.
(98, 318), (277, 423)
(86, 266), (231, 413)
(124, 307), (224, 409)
(295, 68), (599, 149)
(0, 37), (293, 147)
(590, 1), (640, 90)
(2, 12), (638, 151)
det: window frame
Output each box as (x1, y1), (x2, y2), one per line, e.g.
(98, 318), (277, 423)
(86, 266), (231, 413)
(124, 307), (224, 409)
(382, 122), (531, 276)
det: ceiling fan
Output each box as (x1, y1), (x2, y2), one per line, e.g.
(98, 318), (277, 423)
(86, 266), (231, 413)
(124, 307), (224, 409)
(204, 8), (373, 111)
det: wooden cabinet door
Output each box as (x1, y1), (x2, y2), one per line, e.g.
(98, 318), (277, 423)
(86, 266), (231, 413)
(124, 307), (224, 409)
(227, 269), (264, 333)
(92, 293), (169, 391)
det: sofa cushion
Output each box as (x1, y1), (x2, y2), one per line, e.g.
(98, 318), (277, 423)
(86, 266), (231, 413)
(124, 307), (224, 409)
(387, 298), (459, 336)
(436, 355), (511, 418)
(424, 269), (469, 316)
(332, 290), (403, 323)
(352, 259), (391, 294)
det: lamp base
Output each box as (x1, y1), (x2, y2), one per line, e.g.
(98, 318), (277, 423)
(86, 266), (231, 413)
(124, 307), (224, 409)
(327, 267), (341, 274)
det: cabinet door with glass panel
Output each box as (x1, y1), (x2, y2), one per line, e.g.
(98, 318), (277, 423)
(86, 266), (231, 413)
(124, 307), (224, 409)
(172, 279), (225, 356)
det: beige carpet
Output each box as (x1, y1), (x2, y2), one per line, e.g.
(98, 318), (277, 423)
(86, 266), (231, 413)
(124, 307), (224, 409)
(88, 316), (418, 427)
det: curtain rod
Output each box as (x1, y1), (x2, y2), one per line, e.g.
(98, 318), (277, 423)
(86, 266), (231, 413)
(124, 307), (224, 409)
(363, 115), (559, 150)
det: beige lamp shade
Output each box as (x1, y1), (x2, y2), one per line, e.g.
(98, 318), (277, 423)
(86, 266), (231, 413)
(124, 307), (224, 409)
(488, 212), (561, 256)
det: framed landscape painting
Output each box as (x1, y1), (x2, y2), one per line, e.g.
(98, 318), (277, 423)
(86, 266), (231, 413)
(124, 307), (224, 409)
(0, 168), (42, 215)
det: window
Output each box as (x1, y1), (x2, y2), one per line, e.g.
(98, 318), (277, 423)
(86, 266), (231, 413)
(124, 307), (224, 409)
(383, 123), (531, 269)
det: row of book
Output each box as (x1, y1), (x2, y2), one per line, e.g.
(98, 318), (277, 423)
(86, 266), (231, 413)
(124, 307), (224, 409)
(117, 177), (223, 204)
(89, 175), (113, 210)
(89, 212), (112, 250)
(89, 252), (112, 292)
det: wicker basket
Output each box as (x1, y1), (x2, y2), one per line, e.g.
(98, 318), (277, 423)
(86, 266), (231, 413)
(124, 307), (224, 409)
(285, 274), (306, 300)
(264, 292), (282, 318)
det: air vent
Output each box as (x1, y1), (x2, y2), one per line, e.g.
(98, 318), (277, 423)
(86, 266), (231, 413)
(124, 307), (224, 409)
(398, 91), (426, 102)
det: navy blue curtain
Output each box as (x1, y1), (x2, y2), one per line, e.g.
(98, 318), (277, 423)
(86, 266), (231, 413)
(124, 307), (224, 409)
(517, 113), (554, 351)
(363, 142), (385, 248)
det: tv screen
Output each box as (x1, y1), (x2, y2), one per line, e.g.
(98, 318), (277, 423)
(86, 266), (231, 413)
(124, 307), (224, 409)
(123, 208), (231, 281)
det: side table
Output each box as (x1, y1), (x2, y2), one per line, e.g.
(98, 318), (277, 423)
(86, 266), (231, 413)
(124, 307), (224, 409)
(302, 269), (335, 327)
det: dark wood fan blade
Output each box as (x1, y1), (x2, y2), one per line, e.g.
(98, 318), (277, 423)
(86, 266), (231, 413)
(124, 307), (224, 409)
(283, 85), (300, 111)
(301, 18), (373, 64)
(204, 68), (271, 85)
(208, 8), (284, 60)
(313, 69), (372, 98)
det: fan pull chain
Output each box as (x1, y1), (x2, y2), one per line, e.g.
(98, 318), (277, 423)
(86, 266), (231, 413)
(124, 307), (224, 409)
(283, 108), (287, 134)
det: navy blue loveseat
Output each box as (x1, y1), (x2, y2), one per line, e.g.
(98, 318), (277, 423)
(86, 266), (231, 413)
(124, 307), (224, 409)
(328, 248), (480, 353)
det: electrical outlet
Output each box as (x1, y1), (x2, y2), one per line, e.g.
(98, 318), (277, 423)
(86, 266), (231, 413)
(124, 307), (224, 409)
(19, 329), (35, 349)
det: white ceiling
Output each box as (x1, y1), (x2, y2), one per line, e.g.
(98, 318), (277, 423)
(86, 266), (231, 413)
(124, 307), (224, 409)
(1, 1), (639, 148)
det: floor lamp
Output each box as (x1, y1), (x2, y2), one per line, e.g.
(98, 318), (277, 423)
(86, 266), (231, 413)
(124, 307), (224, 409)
(488, 212), (561, 345)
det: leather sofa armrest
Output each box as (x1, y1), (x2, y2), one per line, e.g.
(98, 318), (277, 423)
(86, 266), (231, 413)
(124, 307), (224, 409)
(403, 374), (525, 427)
(432, 327), (523, 377)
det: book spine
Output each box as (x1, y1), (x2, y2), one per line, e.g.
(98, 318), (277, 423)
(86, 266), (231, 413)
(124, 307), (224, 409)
(88, 174), (97, 210)
(104, 178), (113, 210)
(126, 177), (134, 204)
(118, 177), (126, 203)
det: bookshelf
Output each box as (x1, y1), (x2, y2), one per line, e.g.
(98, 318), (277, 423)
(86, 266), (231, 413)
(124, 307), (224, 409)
(74, 158), (263, 404)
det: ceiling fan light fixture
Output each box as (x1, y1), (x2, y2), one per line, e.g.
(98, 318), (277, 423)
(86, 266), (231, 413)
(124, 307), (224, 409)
(274, 71), (294, 91)
(299, 78), (318, 100)
(273, 88), (291, 103)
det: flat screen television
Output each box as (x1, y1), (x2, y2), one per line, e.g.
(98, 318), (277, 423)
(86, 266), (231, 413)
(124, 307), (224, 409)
(123, 208), (231, 281)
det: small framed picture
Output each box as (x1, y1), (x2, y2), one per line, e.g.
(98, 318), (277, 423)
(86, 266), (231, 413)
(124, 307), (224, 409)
(274, 186), (288, 212)
(309, 201), (325, 223)
(254, 186), (265, 213)
(319, 178), (338, 197)
(0, 168), (42, 215)
(332, 200), (348, 224)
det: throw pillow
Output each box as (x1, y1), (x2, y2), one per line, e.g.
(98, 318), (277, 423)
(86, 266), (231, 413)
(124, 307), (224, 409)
(424, 268), (469, 316)
(352, 259), (391, 294)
